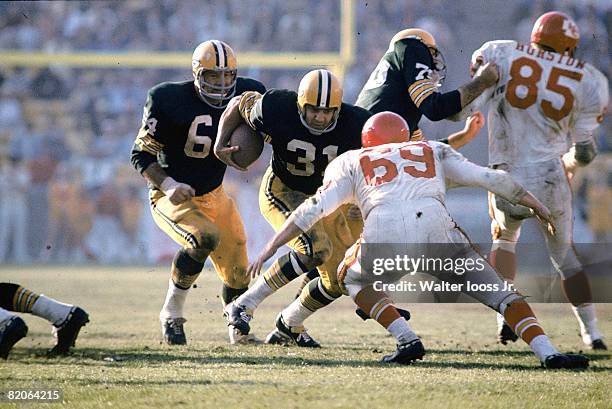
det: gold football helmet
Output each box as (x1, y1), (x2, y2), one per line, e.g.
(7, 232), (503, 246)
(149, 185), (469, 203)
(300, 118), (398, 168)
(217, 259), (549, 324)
(391, 28), (447, 86)
(297, 69), (343, 135)
(192, 40), (237, 107)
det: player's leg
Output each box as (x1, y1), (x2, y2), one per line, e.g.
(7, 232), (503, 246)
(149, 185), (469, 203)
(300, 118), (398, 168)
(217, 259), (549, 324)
(0, 307), (28, 359)
(206, 187), (258, 343)
(447, 240), (588, 369)
(340, 243), (424, 364)
(151, 190), (219, 345)
(270, 208), (354, 346)
(224, 169), (317, 333)
(0, 282), (88, 356)
(538, 174), (606, 349)
(488, 191), (525, 344)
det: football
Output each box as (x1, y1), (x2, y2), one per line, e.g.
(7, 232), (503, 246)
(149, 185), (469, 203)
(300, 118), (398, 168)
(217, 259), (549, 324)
(229, 123), (264, 169)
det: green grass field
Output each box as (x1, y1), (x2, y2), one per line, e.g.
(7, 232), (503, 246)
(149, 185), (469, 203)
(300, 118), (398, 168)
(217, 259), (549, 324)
(1, 266), (610, 408)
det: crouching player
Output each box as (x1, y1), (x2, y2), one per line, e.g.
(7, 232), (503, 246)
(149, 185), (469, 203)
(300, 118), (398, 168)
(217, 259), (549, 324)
(0, 282), (89, 358)
(248, 112), (589, 369)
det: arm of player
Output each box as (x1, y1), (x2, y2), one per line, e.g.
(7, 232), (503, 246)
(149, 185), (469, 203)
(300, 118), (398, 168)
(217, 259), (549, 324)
(214, 95), (247, 171)
(401, 41), (498, 121)
(131, 90), (195, 204)
(440, 144), (555, 234)
(456, 63), (499, 108)
(444, 112), (485, 149)
(562, 69), (608, 178)
(247, 157), (355, 277)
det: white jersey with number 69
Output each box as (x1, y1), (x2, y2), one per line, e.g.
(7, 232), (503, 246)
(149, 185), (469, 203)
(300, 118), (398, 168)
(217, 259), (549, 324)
(463, 40), (608, 166)
(290, 141), (526, 233)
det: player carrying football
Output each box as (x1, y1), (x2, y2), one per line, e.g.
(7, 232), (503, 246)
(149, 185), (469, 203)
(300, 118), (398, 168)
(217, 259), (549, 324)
(249, 111), (590, 369)
(215, 69), (368, 346)
(130, 40), (266, 345)
(456, 12), (608, 349)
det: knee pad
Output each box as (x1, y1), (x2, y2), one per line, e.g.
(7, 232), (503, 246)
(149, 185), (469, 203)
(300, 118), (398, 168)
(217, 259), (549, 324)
(174, 249), (205, 276)
(491, 239), (518, 253)
(221, 284), (248, 306)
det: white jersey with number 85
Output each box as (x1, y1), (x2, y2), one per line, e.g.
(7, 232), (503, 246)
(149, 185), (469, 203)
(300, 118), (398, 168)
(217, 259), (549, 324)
(463, 40), (608, 166)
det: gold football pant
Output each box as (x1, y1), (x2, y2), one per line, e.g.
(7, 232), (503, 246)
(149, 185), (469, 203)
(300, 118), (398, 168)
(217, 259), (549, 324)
(150, 185), (249, 289)
(259, 167), (356, 296)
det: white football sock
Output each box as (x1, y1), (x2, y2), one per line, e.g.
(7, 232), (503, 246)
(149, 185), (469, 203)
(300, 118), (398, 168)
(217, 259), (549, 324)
(572, 303), (603, 344)
(0, 308), (17, 326)
(387, 317), (419, 345)
(496, 312), (506, 330)
(529, 334), (559, 362)
(235, 276), (274, 311)
(31, 295), (73, 327)
(282, 298), (315, 327)
(159, 279), (189, 320)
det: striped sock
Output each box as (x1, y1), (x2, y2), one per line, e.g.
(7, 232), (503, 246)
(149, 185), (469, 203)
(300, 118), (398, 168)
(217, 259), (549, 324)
(11, 286), (41, 313)
(262, 252), (307, 291)
(293, 269), (320, 299)
(503, 300), (545, 344)
(284, 277), (339, 326)
(353, 286), (416, 344)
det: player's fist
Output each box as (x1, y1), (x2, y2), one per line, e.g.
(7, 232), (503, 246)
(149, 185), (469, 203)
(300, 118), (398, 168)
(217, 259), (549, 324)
(465, 111), (485, 135)
(160, 177), (196, 205)
(479, 62), (499, 86)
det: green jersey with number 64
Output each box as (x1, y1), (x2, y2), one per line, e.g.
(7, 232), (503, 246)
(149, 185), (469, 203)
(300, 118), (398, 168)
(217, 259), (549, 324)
(131, 78), (266, 195)
(241, 89), (371, 195)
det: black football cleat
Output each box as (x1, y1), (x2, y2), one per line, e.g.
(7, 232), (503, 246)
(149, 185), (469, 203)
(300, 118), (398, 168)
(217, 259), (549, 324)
(265, 314), (320, 348)
(382, 339), (426, 364)
(48, 307), (89, 357)
(355, 307), (411, 321)
(542, 353), (589, 369)
(0, 316), (28, 359)
(161, 318), (187, 345)
(590, 339), (607, 350)
(498, 322), (519, 345)
(223, 302), (252, 336)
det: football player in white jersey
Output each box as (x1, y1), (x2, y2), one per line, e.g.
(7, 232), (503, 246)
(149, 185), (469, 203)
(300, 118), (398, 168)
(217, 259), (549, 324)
(248, 111), (589, 369)
(457, 11), (608, 349)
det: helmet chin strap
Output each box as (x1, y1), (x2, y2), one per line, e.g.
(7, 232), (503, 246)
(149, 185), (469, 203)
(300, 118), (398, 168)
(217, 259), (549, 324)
(194, 82), (235, 109)
(299, 113), (338, 135)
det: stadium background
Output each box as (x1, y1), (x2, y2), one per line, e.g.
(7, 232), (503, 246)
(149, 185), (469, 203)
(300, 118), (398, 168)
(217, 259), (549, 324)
(0, 0), (609, 266)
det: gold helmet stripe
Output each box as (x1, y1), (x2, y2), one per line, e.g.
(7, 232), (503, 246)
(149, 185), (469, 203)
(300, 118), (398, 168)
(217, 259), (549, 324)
(211, 40), (227, 67)
(316, 69), (332, 108)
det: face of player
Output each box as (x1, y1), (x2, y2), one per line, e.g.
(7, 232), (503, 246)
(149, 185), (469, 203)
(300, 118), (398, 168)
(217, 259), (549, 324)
(303, 105), (336, 131)
(200, 70), (237, 100)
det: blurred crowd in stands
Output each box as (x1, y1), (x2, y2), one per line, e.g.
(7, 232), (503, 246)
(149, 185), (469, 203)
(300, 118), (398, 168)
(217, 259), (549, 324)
(0, 0), (610, 264)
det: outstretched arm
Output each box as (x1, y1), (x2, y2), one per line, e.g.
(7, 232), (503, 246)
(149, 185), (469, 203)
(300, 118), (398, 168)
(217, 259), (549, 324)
(445, 111), (485, 149)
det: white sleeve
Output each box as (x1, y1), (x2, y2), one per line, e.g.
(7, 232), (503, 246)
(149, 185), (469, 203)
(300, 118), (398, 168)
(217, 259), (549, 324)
(448, 41), (515, 122)
(572, 67), (609, 144)
(438, 143), (526, 203)
(289, 154), (355, 232)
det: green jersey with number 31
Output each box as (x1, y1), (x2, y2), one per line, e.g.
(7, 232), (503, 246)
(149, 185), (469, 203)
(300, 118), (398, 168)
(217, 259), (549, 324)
(242, 89), (371, 195)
